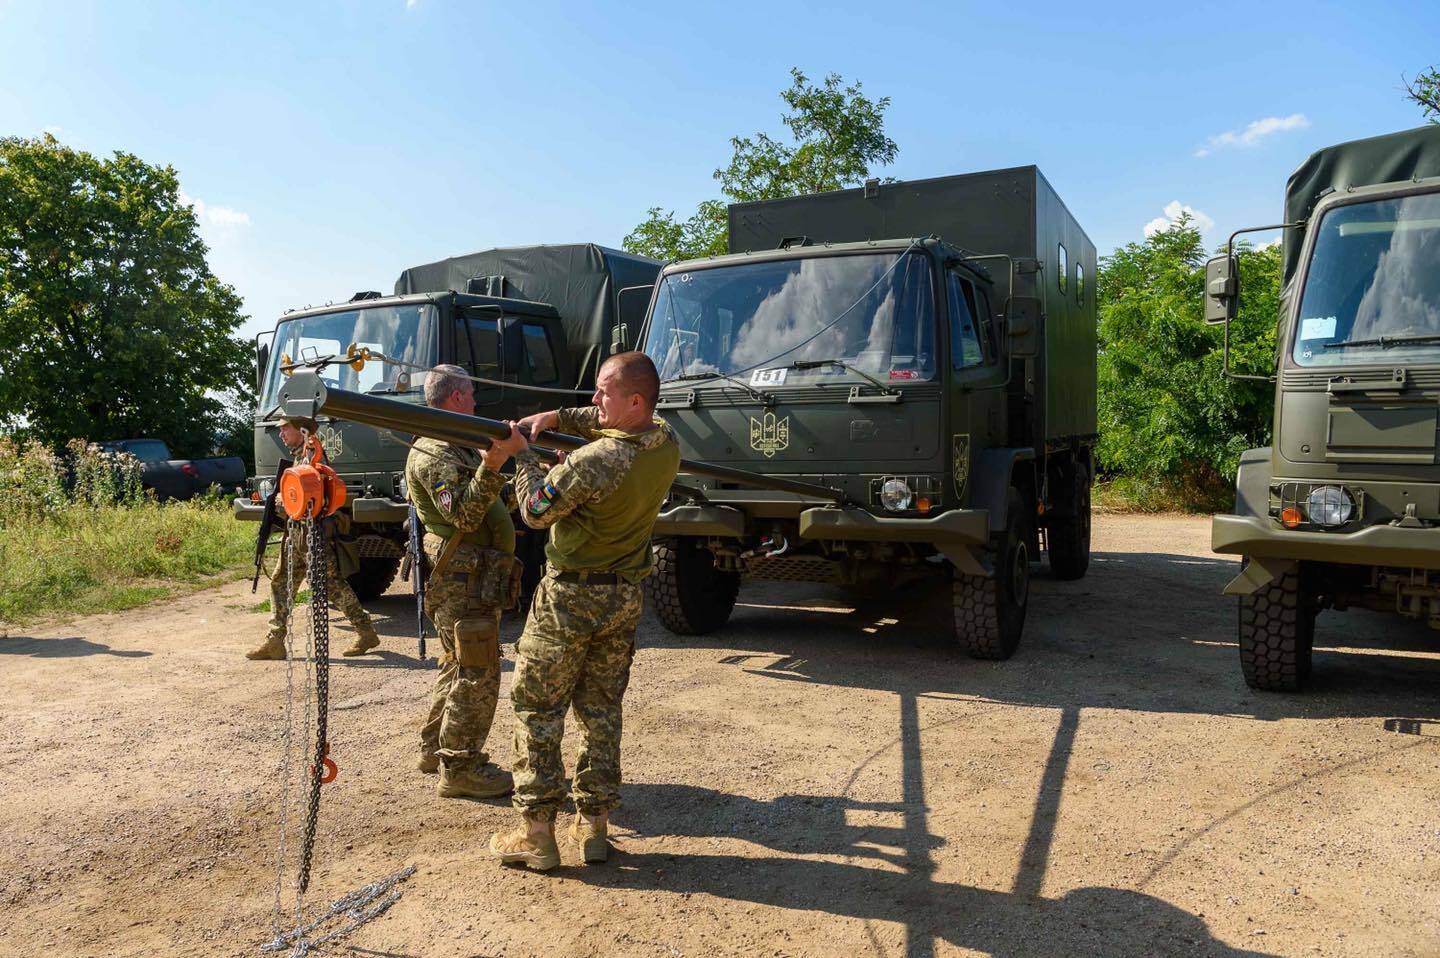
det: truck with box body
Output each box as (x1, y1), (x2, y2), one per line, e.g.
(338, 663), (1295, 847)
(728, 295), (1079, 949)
(234, 244), (661, 598)
(1208, 126), (1440, 690)
(639, 168), (1097, 658)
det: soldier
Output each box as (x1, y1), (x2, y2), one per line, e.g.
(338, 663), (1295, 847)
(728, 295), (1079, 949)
(246, 417), (382, 660)
(485, 352), (679, 871)
(406, 364), (527, 800)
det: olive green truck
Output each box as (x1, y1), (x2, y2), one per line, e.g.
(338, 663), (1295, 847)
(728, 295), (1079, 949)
(1208, 125), (1440, 690)
(639, 168), (1097, 659)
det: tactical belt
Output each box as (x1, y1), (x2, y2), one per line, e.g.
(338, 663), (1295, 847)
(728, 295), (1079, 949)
(553, 570), (621, 585)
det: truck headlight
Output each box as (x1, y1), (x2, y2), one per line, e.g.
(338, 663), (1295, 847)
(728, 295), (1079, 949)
(259, 478), (275, 500)
(1306, 485), (1353, 527)
(880, 478), (913, 512)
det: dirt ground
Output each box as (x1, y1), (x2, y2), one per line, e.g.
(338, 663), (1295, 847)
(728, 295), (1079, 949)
(2, 513), (1439, 958)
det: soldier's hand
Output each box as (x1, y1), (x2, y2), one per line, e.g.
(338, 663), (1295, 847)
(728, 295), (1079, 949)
(516, 410), (559, 440)
(483, 422), (529, 471)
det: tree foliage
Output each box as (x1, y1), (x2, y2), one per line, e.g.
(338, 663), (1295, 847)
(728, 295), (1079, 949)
(0, 135), (252, 457)
(1404, 66), (1440, 123)
(623, 69), (898, 261)
(1096, 218), (1281, 502)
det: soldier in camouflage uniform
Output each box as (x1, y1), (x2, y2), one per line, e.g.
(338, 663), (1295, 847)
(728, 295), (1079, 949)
(246, 417), (381, 660)
(405, 365), (529, 800)
(485, 353), (679, 871)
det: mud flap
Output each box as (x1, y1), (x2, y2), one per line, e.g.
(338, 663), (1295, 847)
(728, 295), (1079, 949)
(1223, 556), (1297, 596)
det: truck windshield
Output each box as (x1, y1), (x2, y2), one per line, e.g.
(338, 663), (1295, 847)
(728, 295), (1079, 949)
(260, 303), (439, 409)
(1291, 191), (1440, 366)
(643, 251), (935, 386)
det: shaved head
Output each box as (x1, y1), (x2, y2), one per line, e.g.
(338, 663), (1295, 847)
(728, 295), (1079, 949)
(600, 352), (660, 411)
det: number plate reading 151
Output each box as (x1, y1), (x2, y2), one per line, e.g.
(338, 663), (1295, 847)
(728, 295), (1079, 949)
(750, 368), (787, 387)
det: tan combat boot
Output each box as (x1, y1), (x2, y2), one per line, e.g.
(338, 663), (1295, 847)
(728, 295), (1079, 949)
(437, 762), (513, 799)
(341, 630), (381, 657)
(416, 751), (439, 774)
(568, 810), (609, 863)
(489, 814), (560, 871)
(245, 633), (286, 661)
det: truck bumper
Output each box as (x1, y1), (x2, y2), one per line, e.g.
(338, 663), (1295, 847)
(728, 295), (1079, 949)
(654, 504), (989, 545)
(231, 496), (409, 523)
(1212, 513), (1440, 570)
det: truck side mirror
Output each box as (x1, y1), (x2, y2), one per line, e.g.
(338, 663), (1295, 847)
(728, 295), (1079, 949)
(256, 341), (270, 392)
(500, 314), (525, 379)
(1205, 254), (1238, 325)
(610, 322), (628, 354)
(1006, 296), (1041, 359)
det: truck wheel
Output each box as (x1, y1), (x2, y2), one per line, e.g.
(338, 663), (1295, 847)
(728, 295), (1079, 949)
(1047, 465), (1091, 581)
(953, 488), (1030, 660)
(649, 538), (739, 635)
(348, 556), (401, 601)
(1238, 565), (1315, 692)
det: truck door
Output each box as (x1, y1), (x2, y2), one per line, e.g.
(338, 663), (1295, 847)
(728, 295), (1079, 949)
(455, 311), (503, 411)
(945, 269), (1006, 506)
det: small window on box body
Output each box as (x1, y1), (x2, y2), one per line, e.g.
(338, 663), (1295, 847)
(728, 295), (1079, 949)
(1057, 243), (1068, 293)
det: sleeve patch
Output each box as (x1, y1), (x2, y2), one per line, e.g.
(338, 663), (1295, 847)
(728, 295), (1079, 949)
(433, 480), (452, 512)
(526, 482), (558, 517)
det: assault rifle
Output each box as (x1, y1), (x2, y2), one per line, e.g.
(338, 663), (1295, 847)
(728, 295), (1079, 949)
(406, 501), (428, 659)
(250, 458), (293, 592)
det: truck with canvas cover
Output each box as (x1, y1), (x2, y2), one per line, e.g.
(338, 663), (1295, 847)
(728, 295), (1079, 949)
(235, 244), (661, 600)
(1208, 126), (1440, 690)
(640, 168), (1097, 659)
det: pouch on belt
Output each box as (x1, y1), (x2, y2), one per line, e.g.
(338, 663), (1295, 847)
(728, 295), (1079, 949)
(469, 548), (522, 610)
(453, 613), (499, 670)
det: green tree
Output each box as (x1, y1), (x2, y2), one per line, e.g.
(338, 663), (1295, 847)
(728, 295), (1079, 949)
(623, 69), (899, 261)
(0, 135), (252, 457)
(1096, 218), (1281, 506)
(1404, 67), (1440, 123)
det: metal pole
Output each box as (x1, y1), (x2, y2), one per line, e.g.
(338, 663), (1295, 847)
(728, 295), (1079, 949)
(278, 373), (848, 505)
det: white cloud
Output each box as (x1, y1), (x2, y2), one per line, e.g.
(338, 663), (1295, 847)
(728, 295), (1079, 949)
(406, 0), (418, 7)
(179, 190), (251, 228)
(1195, 113), (1309, 157)
(1143, 200), (1215, 238)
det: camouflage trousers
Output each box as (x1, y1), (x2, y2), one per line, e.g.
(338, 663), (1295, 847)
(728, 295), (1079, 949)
(510, 569), (643, 820)
(267, 534), (375, 643)
(420, 571), (502, 770)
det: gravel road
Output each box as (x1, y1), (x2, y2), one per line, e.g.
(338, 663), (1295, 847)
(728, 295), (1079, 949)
(1, 513), (1437, 957)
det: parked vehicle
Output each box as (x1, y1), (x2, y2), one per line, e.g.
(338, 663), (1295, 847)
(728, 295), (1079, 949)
(1208, 125), (1440, 690)
(97, 438), (246, 501)
(641, 167), (1097, 659)
(234, 243), (663, 600)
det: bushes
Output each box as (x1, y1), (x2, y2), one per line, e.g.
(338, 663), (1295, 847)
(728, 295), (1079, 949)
(0, 437), (252, 624)
(1096, 220), (1281, 509)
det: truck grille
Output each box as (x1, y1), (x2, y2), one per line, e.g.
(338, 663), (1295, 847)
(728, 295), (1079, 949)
(741, 555), (841, 583)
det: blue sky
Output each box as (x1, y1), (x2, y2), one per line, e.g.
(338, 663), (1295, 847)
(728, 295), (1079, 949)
(2, 0), (1435, 341)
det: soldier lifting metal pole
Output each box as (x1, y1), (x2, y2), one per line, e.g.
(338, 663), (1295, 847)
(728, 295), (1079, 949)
(276, 371), (850, 505)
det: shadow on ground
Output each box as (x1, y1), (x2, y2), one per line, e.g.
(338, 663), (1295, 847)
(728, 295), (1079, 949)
(0, 635), (151, 658)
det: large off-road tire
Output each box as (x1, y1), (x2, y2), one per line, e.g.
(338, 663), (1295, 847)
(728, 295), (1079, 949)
(348, 556), (401, 601)
(1238, 565), (1316, 692)
(953, 488), (1031, 660)
(649, 538), (740, 635)
(1047, 463), (1091, 581)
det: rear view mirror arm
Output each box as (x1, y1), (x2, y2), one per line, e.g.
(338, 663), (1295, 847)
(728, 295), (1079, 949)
(1218, 223), (1302, 383)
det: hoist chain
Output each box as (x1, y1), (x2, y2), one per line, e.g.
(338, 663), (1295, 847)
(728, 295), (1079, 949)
(297, 517), (331, 895)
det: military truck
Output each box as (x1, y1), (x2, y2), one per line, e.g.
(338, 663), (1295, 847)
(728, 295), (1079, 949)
(638, 168), (1097, 659)
(235, 244), (661, 598)
(1208, 126), (1440, 691)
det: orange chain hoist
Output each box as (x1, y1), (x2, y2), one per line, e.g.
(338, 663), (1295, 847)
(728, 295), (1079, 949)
(279, 433), (347, 520)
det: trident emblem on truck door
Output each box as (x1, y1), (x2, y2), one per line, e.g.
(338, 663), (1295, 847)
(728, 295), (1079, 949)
(750, 412), (790, 458)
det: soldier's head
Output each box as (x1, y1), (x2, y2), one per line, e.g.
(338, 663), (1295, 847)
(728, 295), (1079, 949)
(593, 352), (660, 432)
(277, 417), (317, 450)
(425, 364), (474, 416)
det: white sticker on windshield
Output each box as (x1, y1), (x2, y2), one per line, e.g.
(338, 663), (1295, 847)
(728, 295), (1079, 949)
(1300, 316), (1337, 340)
(750, 367), (787, 387)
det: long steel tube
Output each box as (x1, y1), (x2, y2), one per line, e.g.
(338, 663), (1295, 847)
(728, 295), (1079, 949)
(278, 372), (847, 504)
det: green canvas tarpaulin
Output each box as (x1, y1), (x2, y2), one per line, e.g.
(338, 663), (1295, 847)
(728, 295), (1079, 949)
(394, 244), (662, 389)
(1284, 125), (1440, 283)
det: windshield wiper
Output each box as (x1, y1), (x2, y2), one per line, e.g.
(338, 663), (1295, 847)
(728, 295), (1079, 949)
(1322, 333), (1440, 350)
(790, 358), (899, 395)
(660, 371), (773, 405)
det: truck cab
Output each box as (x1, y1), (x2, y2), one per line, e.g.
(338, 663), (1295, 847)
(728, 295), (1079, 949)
(1209, 125), (1440, 690)
(641, 169), (1097, 660)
